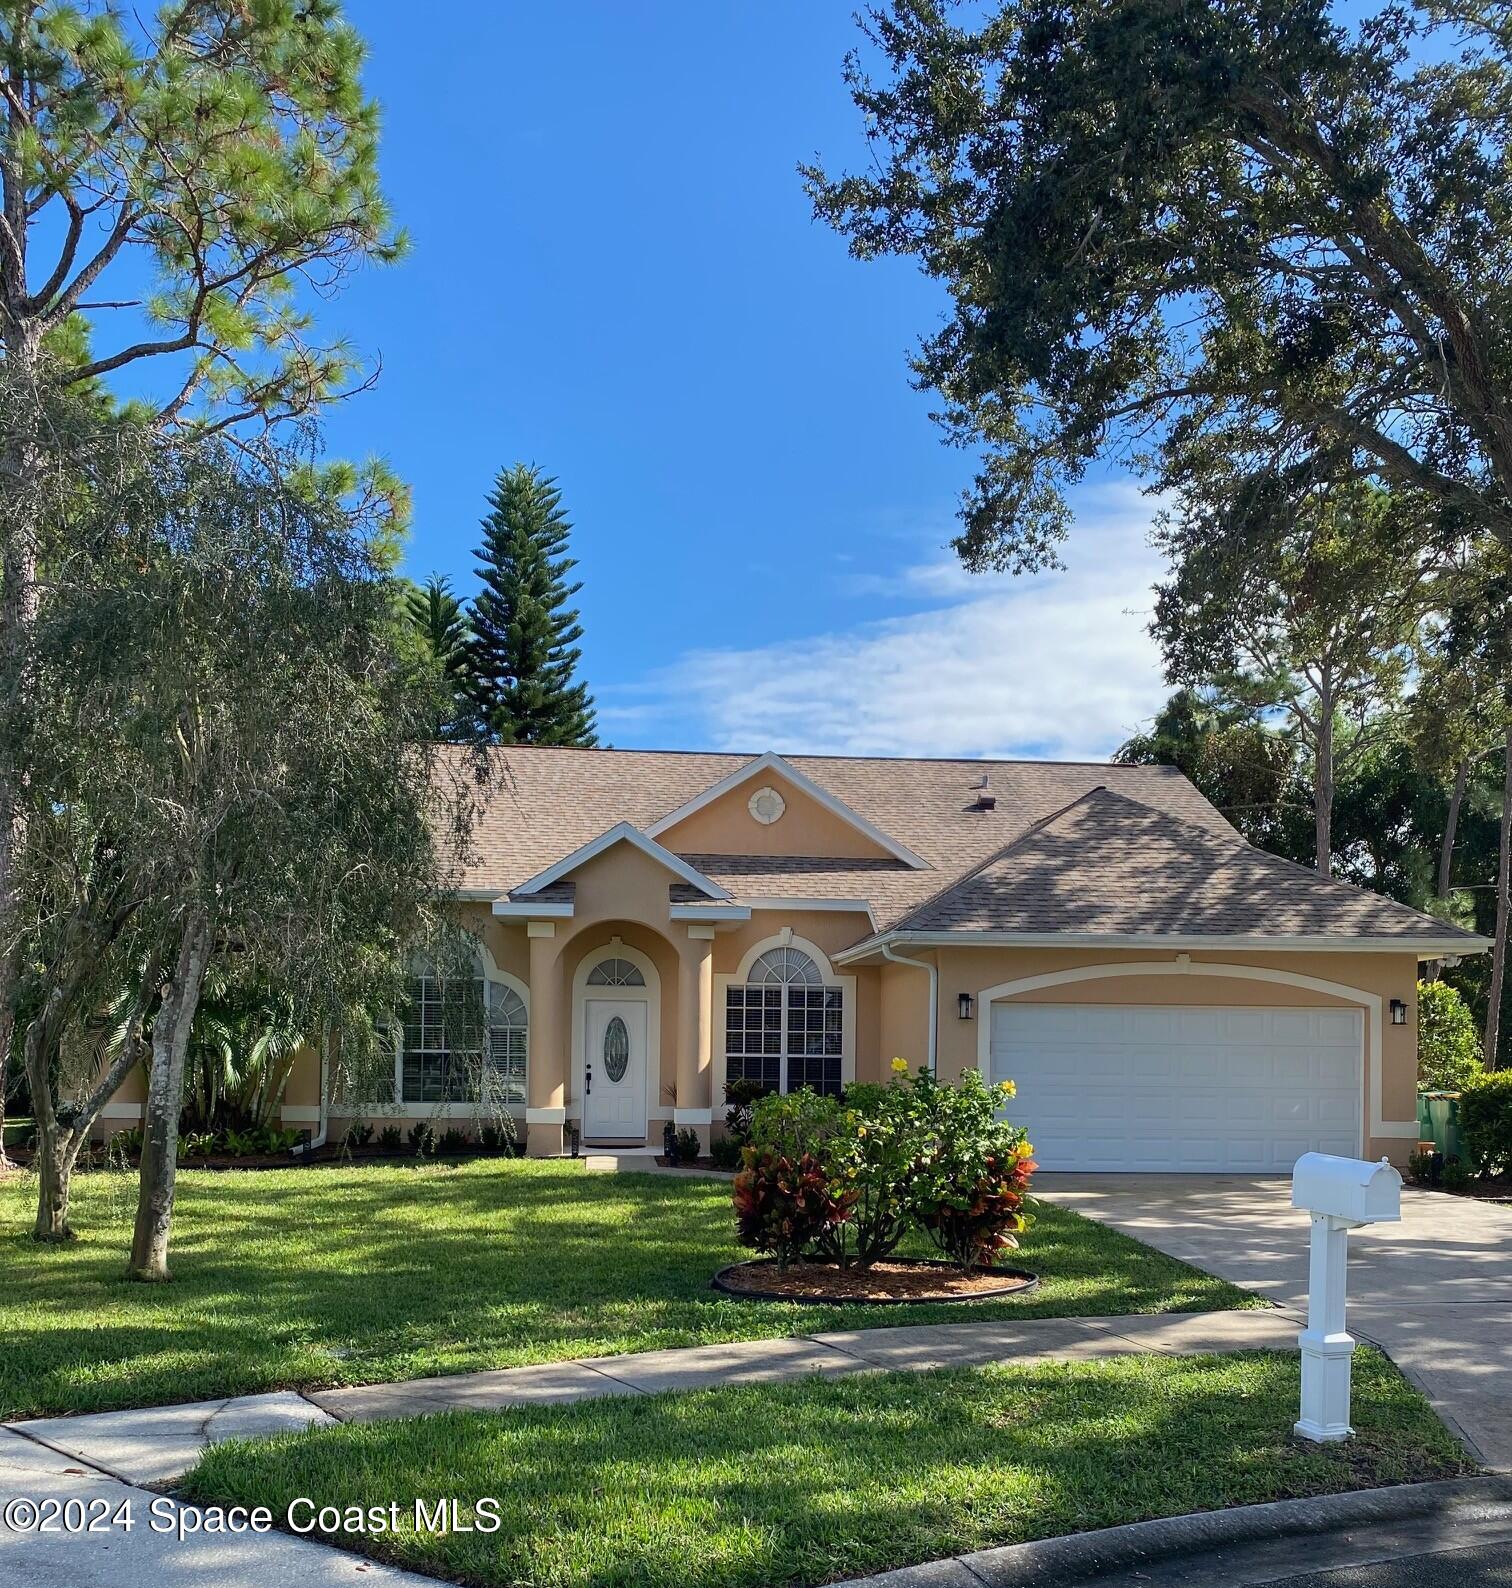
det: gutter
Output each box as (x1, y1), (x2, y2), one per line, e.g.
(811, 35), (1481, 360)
(840, 930), (1493, 962)
(880, 943), (937, 1075)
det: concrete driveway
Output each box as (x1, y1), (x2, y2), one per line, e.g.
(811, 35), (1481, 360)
(1038, 1175), (1512, 1471)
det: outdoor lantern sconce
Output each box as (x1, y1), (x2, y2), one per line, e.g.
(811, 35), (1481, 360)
(1390, 999), (1408, 1025)
(957, 992), (976, 1021)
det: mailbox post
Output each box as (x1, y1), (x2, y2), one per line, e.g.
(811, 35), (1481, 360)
(1290, 1153), (1402, 1442)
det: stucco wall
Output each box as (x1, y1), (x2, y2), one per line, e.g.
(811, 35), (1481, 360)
(876, 945), (1421, 1164)
(657, 771), (895, 860)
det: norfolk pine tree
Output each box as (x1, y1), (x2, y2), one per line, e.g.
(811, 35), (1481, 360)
(468, 465), (598, 746)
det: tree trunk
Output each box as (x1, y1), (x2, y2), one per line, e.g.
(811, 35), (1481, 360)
(33, 1128), (80, 1241)
(129, 911), (212, 1281)
(1314, 711), (1335, 879)
(1486, 725), (1512, 1072)
(1439, 760), (1470, 900)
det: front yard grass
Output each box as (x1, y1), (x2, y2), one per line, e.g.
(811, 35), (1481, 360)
(183, 1348), (1470, 1588)
(0, 1158), (1258, 1419)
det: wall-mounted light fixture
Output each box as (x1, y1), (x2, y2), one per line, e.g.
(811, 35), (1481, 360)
(1390, 999), (1408, 1026)
(958, 992), (976, 1021)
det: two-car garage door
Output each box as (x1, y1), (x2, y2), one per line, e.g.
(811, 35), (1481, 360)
(989, 1003), (1363, 1173)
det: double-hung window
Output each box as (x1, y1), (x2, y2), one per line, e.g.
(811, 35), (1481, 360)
(724, 947), (842, 1097)
(400, 957), (527, 1106)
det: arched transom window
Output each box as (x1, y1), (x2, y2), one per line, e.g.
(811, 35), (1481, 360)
(586, 957), (645, 987)
(725, 946), (842, 1097)
(401, 952), (527, 1106)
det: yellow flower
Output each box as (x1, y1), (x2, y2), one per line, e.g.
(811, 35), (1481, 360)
(890, 1057), (909, 1075)
(998, 1079), (1017, 1098)
(857, 1125), (868, 1137)
(1016, 1140), (1034, 1159)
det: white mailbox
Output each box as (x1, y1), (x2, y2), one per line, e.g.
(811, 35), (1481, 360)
(1291, 1153), (1402, 1226)
(1290, 1153), (1403, 1444)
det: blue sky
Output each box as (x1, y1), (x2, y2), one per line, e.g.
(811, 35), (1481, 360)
(173, 4), (1174, 759)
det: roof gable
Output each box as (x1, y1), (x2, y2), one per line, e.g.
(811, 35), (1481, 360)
(510, 821), (731, 901)
(645, 752), (928, 869)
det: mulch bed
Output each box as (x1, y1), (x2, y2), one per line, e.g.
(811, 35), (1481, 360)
(712, 1256), (1039, 1305)
(1409, 1173), (1512, 1203)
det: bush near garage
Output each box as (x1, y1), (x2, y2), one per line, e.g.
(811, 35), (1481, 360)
(1459, 1070), (1512, 1176)
(732, 1063), (1036, 1275)
(1416, 979), (1484, 1091)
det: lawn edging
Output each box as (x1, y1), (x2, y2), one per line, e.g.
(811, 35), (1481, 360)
(841, 1475), (1512, 1588)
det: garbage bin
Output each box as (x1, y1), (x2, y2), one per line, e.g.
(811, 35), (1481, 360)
(1419, 1090), (1464, 1162)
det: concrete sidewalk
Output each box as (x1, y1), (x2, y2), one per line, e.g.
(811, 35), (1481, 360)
(0, 1426), (441, 1588)
(7, 1308), (1298, 1486)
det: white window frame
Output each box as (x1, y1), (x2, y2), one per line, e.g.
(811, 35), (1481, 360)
(391, 942), (530, 1117)
(717, 931), (855, 1102)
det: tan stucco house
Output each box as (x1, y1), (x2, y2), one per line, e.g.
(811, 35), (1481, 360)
(108, 746), (1492, 1170)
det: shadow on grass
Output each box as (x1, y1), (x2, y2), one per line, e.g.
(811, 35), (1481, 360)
(1, 1162), (1256, 1418)
(183, 1350), (1470, 1588)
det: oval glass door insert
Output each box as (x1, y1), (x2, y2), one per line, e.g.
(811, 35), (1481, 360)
(603, 1015), (630, 1083)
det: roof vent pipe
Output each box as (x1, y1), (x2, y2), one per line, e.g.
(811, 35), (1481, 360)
(973, 774), (997, 811)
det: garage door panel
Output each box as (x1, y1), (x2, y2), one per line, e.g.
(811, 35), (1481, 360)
(990, 1003), (1362, 1174)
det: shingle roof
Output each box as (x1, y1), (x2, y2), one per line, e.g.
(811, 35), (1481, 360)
(442, 745), (1480, 948)
(895, 787), (1484, 942)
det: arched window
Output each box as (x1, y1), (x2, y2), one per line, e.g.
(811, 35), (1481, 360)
(586, 957), (646, 988)
(401, 952), (528, 1106)
(725, 946), (842, 1097)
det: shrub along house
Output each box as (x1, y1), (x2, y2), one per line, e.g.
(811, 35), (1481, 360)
(104, 747), (1491, 1170)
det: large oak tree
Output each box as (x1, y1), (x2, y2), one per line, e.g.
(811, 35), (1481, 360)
(807, 0), (1512, 573)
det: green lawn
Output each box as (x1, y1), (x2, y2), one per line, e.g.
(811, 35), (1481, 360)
(184, 1349), (1470, 1588)
(0, 1159), (1258, 1419)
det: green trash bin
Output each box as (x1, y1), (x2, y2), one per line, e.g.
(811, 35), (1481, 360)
(1420, 1090), (1464, 1162)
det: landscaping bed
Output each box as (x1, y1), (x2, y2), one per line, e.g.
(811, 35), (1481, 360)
(0, 1159), (1259, 1419)
(181, 1349), (1471, 1588)
(713, 1255), (1039, 1303)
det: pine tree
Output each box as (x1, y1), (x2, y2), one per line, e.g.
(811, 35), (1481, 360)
(468, 467), (598, 746)
(406, 575), (477, 741)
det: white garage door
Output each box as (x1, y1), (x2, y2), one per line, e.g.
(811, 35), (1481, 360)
(989, 1003), (1363, 1173)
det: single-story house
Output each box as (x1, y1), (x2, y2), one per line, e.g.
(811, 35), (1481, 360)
(103, 746), (1490, 1171)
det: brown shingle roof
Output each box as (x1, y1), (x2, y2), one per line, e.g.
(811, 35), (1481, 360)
(896, 787), (1483, 941)
(444, 746), (1478, 948)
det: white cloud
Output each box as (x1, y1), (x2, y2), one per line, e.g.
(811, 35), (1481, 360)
(600, 481), (1171, 762)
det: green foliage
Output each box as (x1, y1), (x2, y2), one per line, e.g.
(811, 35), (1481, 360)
(467, 465), (598, 746)
(674, 1127), (703, 1163)
(736, 1068), (1035, 1274)
(436, 1128), (472, 1157)
(1417, 980), (1484, 1092)
(376, 1125), (402, 1152)
(807, 1), (1512, 575)
(0, 0), (401, 431)
(1459, 1071), (1512, 1176)
(405, 575), (478, 741)
(407, 1123), (434, 1157)
(344, 1124), (374, 1150)
(902, 1068), (1035, 1272)
(708, 1135), (743, 1171)
(1115, 687), (1307, 856)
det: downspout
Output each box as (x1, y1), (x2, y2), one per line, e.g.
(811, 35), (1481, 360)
(881, 943), (937, 1075)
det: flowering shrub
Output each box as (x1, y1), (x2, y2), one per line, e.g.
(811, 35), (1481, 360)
(905, 1067), (1035, 1272)
(731, 1062), (1036, 1274)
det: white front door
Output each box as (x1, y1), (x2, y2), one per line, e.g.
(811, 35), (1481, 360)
(583, 997), (648, 1142)
(989, 1003), (1363, 1172)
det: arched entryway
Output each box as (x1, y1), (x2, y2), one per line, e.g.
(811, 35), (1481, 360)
(571, 939), (661, 1143)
